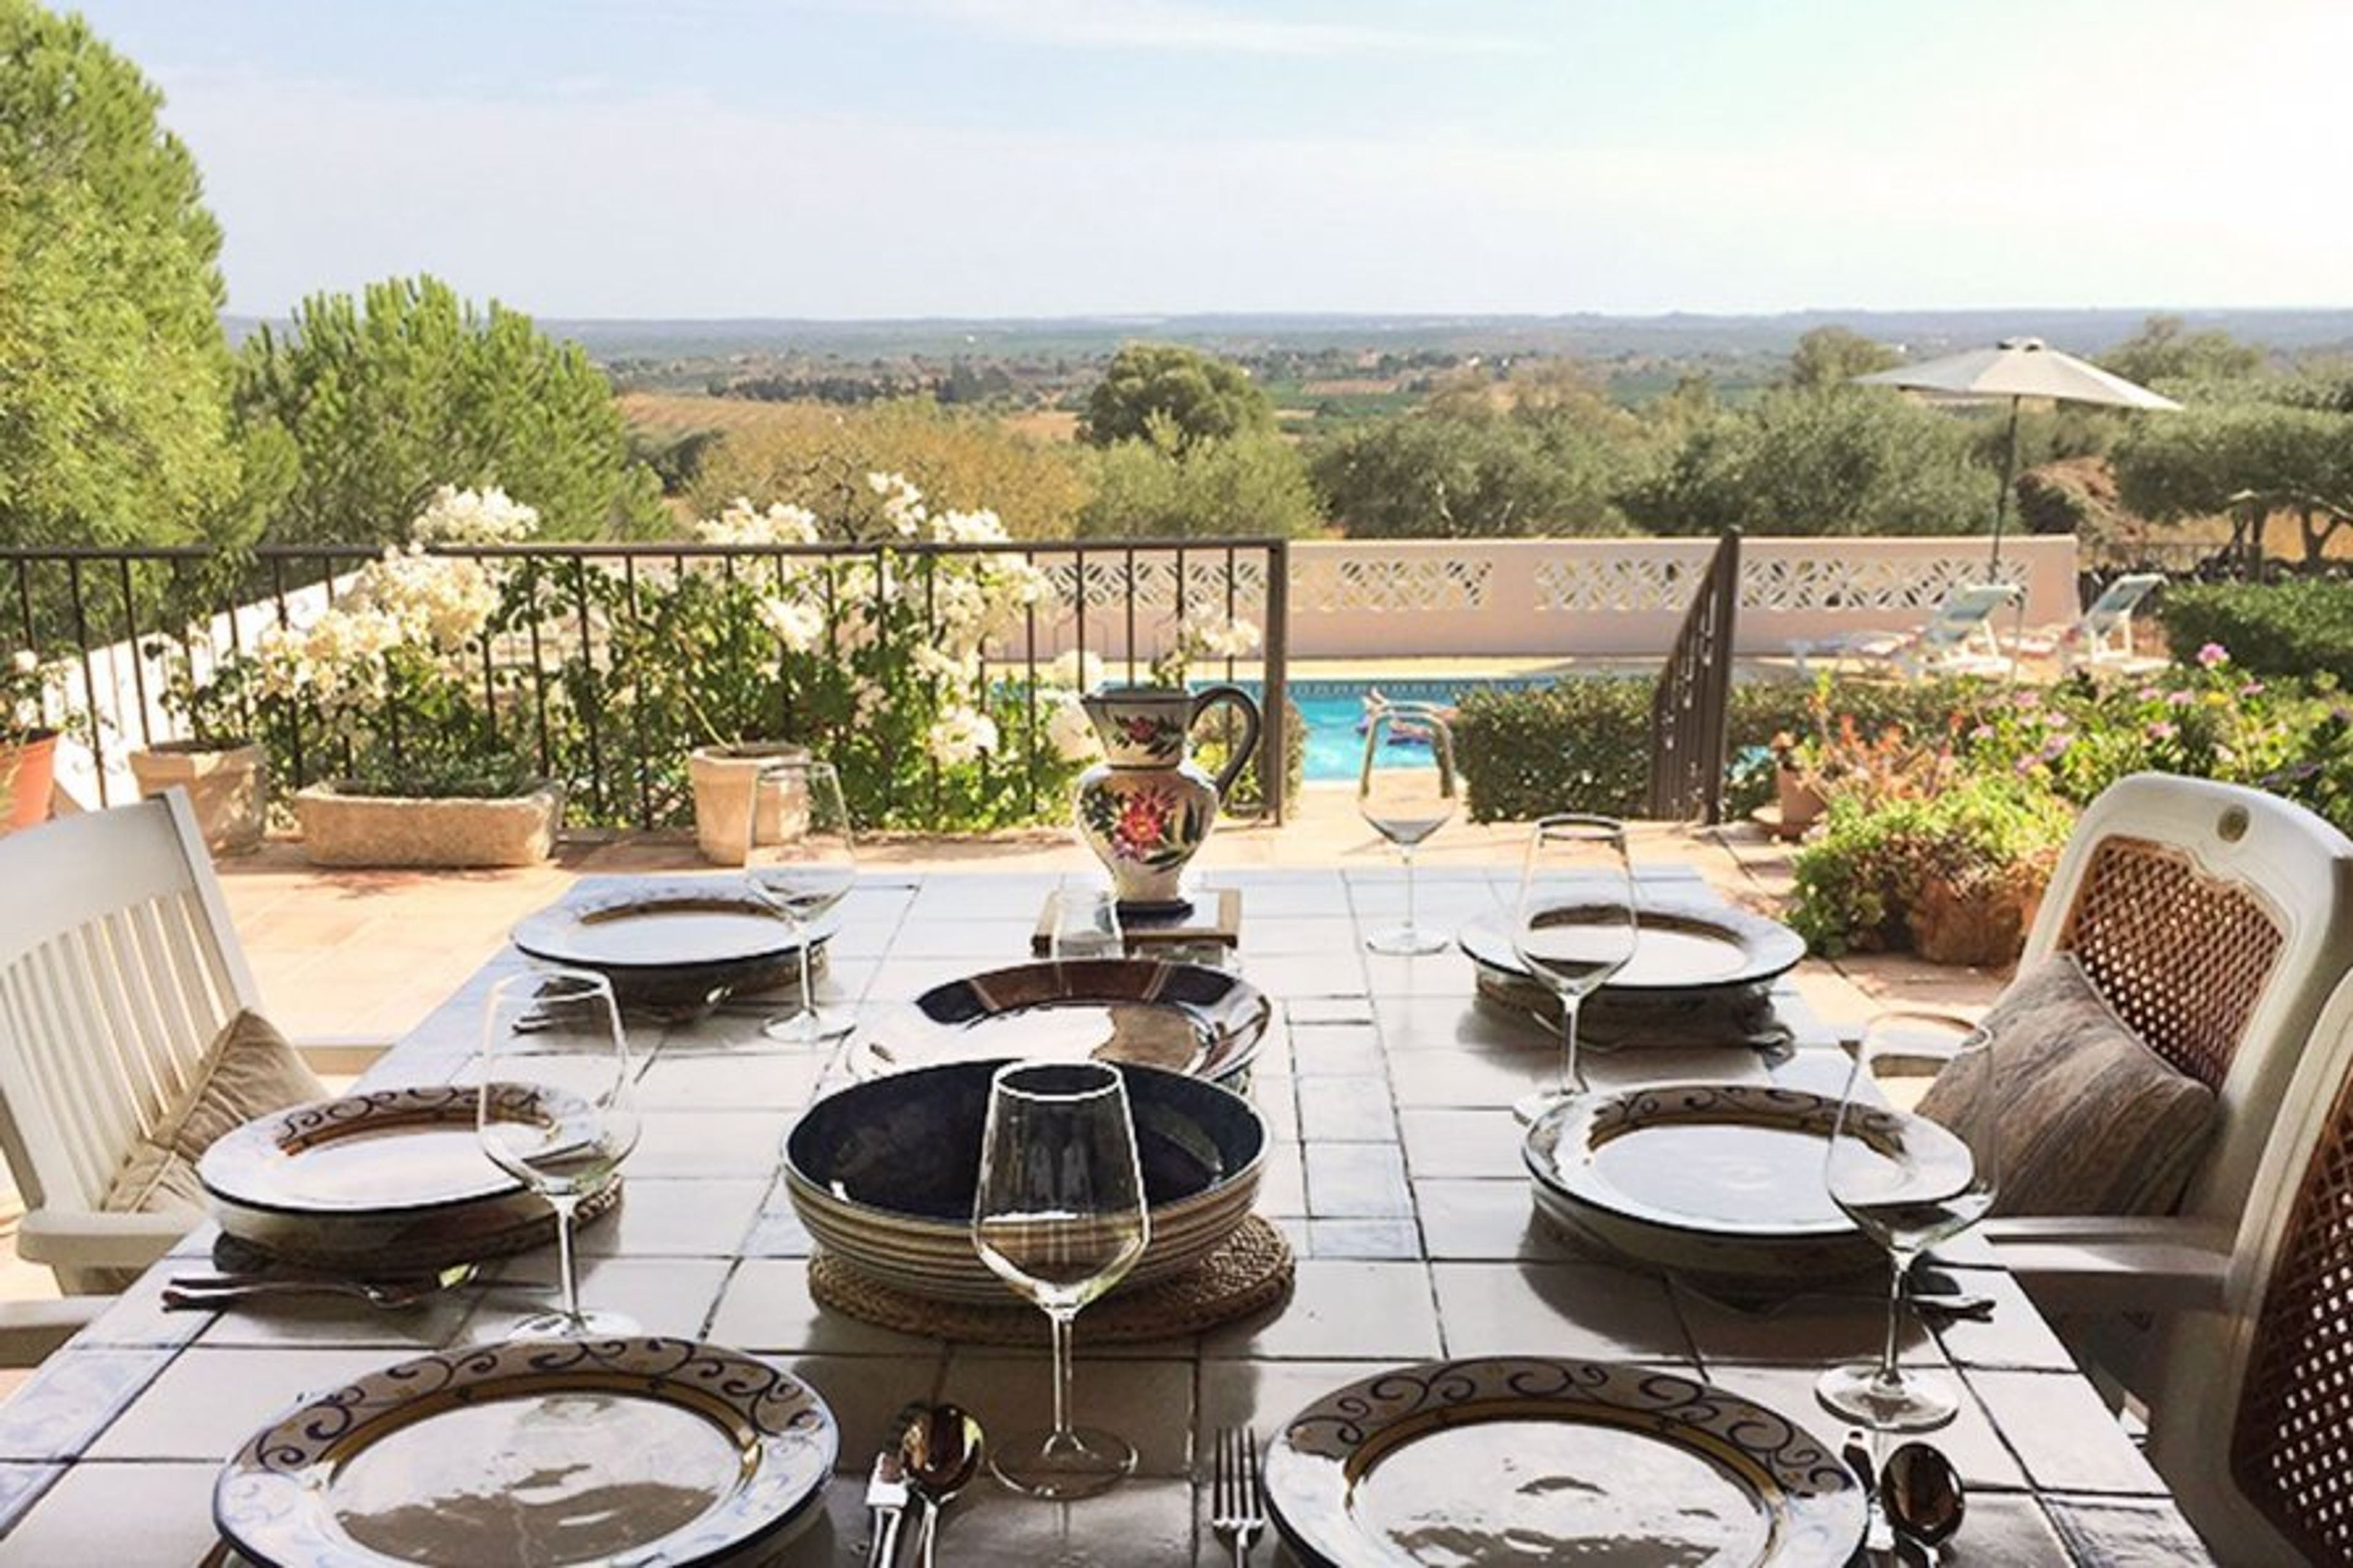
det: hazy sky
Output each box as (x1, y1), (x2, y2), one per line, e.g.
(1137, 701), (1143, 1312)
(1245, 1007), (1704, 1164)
(66, 0), (2353, 320)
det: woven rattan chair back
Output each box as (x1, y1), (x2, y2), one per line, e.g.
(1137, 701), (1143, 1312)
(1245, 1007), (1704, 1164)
(2148, 965), (2353, 1565)
(2023, 774), (2353, 1229)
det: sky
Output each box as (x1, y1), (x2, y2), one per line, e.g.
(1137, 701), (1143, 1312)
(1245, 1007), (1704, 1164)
(63, 0), (2353, 320)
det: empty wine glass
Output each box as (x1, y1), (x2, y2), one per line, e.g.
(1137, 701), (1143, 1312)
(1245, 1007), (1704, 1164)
(479, 969), (642, 1339)
(1819, 1010), (1999, 1432)
(1046, 882), (1125, 961)
(972, 1060), (1150, 1499)
(1510, 815), (1640, 1124)
(1359, 700), (1458, 956)
(743, 757), (858, 1045)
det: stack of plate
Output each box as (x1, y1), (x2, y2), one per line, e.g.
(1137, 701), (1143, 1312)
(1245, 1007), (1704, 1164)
(1521, 1083), (1881, 1283)
(510, 877), (828, 1012)
(785, 1059), (1265, 1304)
(199, 1083), (618, 1271)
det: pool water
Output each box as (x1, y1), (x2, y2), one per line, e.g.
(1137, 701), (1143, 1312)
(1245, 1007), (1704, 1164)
(1230, 678), (1551, 782)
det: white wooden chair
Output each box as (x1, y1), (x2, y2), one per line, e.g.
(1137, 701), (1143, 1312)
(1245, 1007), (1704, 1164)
(2130, 963), (2353, 1564)
(2010, 571), (2169, 677)
(1990, 775), (2353, 1401)
(0, 792), (264, 1293)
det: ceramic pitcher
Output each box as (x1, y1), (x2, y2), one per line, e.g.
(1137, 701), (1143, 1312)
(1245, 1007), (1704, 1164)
(1074, 684), (1262, 912)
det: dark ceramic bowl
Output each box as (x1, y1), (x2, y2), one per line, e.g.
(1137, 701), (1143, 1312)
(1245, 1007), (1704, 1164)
(785, 1058), (1265, 1303)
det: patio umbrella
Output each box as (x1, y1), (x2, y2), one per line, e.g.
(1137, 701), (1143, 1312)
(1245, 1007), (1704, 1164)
(1855, 336), (2181, 567)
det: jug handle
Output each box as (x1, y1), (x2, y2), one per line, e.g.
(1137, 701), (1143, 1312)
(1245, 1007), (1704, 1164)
(1188, 684), (1264, 801)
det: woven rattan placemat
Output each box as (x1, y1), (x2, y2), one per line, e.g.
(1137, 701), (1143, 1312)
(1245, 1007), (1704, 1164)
(809, 1213), (1295, 1344)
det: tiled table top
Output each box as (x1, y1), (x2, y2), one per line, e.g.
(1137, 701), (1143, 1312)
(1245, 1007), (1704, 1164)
(0, 868), (2211, 1566)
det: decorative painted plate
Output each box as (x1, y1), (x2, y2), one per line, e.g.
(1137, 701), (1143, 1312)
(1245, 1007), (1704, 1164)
(1523, 1084), (1885, 1281)
(215, 1338), (837, 1567)
(1458, 893), (1806, 996)
(850, 959), (1269, 1086)
(1265, 1357), (1865, 1567)
(198, 1085), (618, 1268)
(511, 879), (835, 1010)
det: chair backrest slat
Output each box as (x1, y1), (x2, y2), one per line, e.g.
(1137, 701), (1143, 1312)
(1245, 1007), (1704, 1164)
(0, 796), (259, 1230)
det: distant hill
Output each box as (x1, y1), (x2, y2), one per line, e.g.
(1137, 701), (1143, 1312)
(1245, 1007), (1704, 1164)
(223, 307), (2353, 366)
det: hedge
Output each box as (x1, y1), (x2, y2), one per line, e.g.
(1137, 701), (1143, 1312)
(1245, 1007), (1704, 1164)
(2164, 580), (2353, 686)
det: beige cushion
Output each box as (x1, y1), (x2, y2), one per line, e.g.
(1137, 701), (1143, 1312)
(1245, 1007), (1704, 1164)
(101, 1010), (327, 1215)
(1926, 955), (2219, 1217)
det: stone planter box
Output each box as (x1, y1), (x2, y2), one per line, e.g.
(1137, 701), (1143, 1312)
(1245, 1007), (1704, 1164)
(295, 780), (563, 869)
(688, 743), (811, 866)
(129, 741), (267, 855)
(1908, 866), (2050, 967)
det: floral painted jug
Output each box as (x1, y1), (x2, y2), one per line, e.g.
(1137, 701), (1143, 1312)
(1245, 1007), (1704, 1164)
(1074, 684), (1262, 913)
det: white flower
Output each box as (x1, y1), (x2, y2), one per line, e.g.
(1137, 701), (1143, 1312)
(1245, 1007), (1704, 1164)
(1045, 692), (1101, 762)
(850, 675), (888, 724)
(911, 643), (980, 686)
(10, 651), (36, 676)
(694, 498), (821, 547)
(925, 705), (999, 767)
(411, 484), (539, 545)
(930, 506), (1009, 545)
(867, 472), (927, 538)
(1044, 651), (1107, 691)
(756, 597), (826, 654)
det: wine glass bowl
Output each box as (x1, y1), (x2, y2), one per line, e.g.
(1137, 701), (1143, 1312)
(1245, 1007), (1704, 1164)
(971, 1059), (1149, 1499)
(743, 759), (858, 1045)
(1358, 700), (1459, 956)
(1817, 1010), (1998, 1432)
(1510, 815), (1639, 1124)
(478, 969), (642, 1339)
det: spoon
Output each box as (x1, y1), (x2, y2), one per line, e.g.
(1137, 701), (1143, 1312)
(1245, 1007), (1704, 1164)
(898, 1403), (986, 1567)
(1884, 1441), (1966, 1564)
(1843, 1431), (1894, 1558)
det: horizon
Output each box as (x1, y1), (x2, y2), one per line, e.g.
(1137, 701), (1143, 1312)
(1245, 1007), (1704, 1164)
(69, 0), (2353, 321)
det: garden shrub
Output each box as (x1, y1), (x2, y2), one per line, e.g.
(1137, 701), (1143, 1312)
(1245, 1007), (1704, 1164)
(2161, 580), (2353, 686)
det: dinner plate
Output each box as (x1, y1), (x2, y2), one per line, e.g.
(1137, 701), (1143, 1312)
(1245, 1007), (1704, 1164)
(850, 959), (1269, 1086)
(215, 1338), (837, 1567)
(511, 878), (835, 1009)
(1265, 1357), (1865, 1567)
(1523, 1083), (1885, 1281)
(1458, 892), (1806, 995)
(199, 1084), (619, 1268)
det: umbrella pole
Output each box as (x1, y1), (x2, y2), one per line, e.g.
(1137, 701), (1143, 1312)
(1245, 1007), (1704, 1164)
(1989, 395), (2021, 572)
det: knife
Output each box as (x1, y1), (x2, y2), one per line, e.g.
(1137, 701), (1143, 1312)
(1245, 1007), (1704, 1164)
(865, 1449), (910, 1568)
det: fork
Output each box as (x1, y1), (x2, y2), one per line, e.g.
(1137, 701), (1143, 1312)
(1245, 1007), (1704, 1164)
(1210, 1425), (1265, 1566)
(864, 1448), (909, 1568)
(161, 1262), (482, 1311)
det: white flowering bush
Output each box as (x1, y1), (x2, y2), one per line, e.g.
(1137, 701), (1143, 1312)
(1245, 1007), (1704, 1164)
(1, 648), (56, 743)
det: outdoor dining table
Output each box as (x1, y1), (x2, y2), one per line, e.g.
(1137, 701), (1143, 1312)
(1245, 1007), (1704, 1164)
(0, 866), (2213, 1565)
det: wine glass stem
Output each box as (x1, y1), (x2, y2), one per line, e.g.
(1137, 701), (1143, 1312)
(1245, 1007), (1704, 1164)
(1557, 995), (1586, 1099)
(1047, 1305), (1076, 1441)
(1877, 1251), (1911, 1390)
(1400, 844), (1418, 936)
(790, 915), (814, 1025)
(549, 1192), (583, 1328)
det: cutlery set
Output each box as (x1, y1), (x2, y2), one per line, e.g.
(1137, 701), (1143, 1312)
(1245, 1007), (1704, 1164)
(868, 1403), (986, 1566)
(1849, 1429), (1967, 1565)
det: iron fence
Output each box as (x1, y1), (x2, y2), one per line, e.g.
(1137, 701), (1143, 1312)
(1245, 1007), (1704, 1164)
(1645, 529), (1741, 825)
(4, 537), (1291, 828)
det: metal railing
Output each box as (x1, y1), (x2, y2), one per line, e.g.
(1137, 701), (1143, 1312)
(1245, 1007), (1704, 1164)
(1645, 529), (1741, 825)
(4, 537), (1291, 827)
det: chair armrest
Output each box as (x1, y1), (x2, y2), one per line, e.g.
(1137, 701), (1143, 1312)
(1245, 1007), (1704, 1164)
(0, 1298), (111, 1366)
(16, 1208), (191, 1270)
(1987, 1215), (2233, 1315)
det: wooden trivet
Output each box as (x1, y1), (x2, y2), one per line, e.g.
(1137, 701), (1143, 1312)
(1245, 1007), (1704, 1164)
(809, 1213), (1294, 1344)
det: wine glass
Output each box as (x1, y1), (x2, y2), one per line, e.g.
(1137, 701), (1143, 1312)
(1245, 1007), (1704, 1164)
(1046, 881), (1125, 961)
(478, 969), (642, 1339)
(972, 1060), (1150, 1499)
(1510, 815), (1640, 1124)
(1358, 700), (1458, 956)
(1818, 1010), (1999, 1432)
(743, 757), (858, 1045)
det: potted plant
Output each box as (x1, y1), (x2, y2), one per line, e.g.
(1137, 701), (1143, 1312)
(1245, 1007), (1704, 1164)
(1, 648), (61, 834)
(263, 487), (567, 868)
(131, 642), (268, 855)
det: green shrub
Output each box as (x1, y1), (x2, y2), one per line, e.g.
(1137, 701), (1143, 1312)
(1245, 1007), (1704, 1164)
(1207, 697), (1307, 820)
(2162, 581), (2353, 686)
(1786, 776), (2076, 956)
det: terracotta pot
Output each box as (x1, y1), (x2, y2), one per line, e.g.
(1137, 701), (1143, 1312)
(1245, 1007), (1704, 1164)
(129, 741), (267, 855)
(1909, 867), (2047, 967)
(295, 780), (563, 868)
(0, 730), (58, 834)
(1772, 768), (1828, 840)
(688, 743), (813, 866)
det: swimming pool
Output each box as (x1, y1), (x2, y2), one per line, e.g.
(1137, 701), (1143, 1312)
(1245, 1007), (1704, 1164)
(1229, 678), (1553, 782)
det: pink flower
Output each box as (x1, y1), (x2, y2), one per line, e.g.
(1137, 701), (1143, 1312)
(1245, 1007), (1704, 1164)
(2197, 642), (2229, 669)
(2167, 690), (2196, 708)
(2135, 687), (2161, 702)
(2147, 721), (2177, 740)
(2240, 681), (2266, 699)
(1968, 725), (1995, 742)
